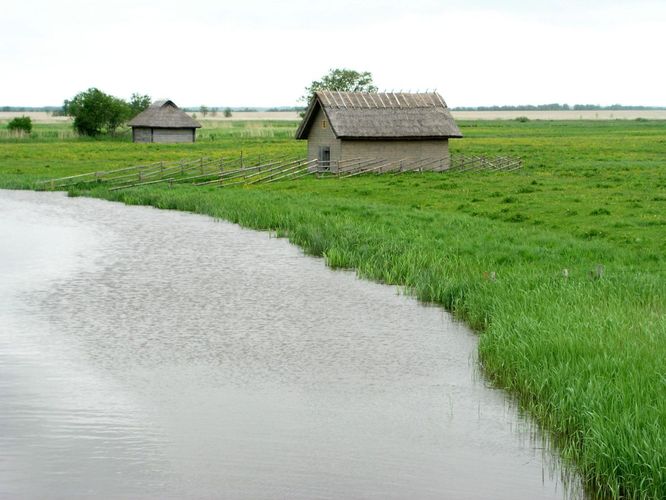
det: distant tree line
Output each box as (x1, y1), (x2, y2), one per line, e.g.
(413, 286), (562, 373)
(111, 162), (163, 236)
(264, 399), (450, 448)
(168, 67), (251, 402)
(1, 106), (64, 112)
(4, 101), (665, 115)
(189, 106), (231, 118)
(452, 104), (666, 111)
(182, 106), (262, 113)
(267, 106), (305, 112)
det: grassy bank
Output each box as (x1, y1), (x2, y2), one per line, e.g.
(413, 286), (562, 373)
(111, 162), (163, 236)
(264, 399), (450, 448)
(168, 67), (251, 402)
(1, 120), (665, 498)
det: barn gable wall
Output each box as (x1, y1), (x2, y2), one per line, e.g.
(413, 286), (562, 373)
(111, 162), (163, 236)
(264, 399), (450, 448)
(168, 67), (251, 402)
(306, 107), (341, 162)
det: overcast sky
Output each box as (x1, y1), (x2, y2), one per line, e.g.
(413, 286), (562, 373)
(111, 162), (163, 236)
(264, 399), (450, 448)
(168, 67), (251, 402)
(2, 0), (665, 107)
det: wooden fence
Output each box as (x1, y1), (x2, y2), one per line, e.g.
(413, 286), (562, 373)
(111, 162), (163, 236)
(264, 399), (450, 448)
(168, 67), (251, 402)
(39, 153), (521, 191)
(37, 157), (222, 191)
(448, 154), (522, 172)
(313, 154), (521, 177)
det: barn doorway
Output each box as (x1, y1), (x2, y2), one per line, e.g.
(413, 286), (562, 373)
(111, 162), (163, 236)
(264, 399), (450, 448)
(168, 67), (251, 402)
(318, 146), (331, 167)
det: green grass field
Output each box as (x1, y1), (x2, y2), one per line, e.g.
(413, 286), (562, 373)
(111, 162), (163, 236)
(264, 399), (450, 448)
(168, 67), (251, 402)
(1, 119), (665, 498)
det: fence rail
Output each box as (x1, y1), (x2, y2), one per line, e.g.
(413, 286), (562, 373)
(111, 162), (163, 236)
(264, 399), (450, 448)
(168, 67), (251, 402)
(312, 154), (521, 176)
(39, 153), (522, 191)
(448, 154), (522, 172)
(37, 157), (223, 190)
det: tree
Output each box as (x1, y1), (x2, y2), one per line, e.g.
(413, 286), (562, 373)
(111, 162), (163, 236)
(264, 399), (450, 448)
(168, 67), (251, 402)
(7, 116), (32, 134)
(224, 107), (232, 118)
(199, 105), (209, 117)
(300, 68), (378, 107)
(129, 93), (151, 117)
(64, 88), (132, 136)
(105, 97), (131, 134)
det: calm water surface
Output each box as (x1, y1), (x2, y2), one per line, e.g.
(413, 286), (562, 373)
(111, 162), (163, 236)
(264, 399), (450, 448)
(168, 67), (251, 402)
(0, 190), (581, 499)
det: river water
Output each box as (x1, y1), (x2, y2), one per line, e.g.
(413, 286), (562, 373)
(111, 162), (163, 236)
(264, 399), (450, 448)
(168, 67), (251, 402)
(0, 189), (579, 499)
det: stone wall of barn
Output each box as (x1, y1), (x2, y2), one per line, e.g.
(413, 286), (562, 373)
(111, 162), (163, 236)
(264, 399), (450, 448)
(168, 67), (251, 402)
(306, 108), (341, 164)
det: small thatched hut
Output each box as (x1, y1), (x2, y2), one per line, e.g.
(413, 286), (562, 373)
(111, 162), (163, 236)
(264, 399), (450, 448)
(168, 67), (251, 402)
(128, 100), (201, 143)
(295, 91), (462, 170)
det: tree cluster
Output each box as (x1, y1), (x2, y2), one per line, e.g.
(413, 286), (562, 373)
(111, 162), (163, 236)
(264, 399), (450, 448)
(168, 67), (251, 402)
(63, 89), (151, 136)
(300, 68), (378, 106)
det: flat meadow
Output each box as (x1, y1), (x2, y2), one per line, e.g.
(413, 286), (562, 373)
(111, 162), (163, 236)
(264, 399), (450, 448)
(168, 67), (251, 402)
(0, 117), (665, 498)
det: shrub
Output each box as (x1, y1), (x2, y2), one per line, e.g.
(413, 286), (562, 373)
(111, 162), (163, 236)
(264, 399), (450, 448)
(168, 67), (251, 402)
(64, 88), (150, 136)
(515, 116), (530, 122)
(7, 116), (32, 134)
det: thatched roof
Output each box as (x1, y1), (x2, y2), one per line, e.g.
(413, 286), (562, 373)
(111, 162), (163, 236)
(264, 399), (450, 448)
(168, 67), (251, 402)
(128, 100), (201, 128)
(296, 91), (462, 140)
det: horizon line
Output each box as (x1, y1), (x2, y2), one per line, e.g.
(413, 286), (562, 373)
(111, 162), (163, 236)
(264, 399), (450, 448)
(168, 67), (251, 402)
(2, 104), (666, 111)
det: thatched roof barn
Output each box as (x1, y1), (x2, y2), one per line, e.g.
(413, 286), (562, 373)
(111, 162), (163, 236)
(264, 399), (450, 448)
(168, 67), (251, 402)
(296, 91), (462, 170)
(128, 100), (201, 143)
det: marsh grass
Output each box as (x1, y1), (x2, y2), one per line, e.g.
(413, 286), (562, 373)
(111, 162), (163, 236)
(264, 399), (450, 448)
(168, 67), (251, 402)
(1, 119), (665, 498)
(0, 123), (81, 141)
(198, 120), (298, 140)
